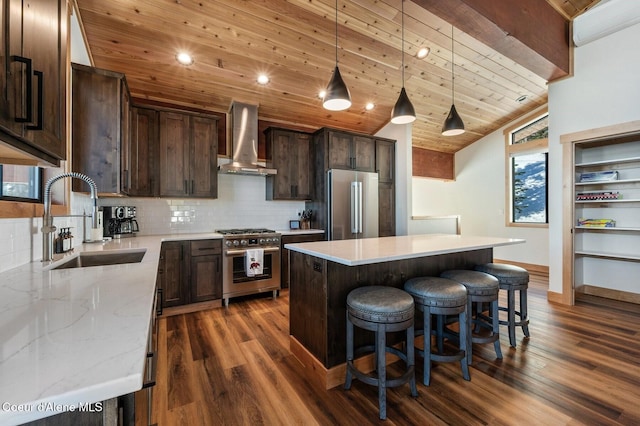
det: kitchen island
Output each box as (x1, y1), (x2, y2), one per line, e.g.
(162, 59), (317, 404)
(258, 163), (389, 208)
(285, 234), (524, 389)
(0, 233), (222, 426)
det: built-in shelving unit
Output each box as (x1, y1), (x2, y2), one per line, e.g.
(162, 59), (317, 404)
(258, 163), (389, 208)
(564, 124), (640, 304)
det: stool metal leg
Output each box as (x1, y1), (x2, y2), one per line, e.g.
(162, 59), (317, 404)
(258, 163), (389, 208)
(507, 288), (517, 347)
(377, 323), (387, 420)
(423, 305), (433, 386)
(491, 299), (503, 359)
(521, 288), (530, 337)
(345, 312), (354, 390)
(459, 308), (471, 381)
(466, 298), (473, 365)
(407, 323), (418, 397)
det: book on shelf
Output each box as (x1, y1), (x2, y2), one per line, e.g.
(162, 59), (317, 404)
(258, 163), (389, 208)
(576, 191), (620, 201)
(579, 170), (618, 182)
(577, 218), (616, 228)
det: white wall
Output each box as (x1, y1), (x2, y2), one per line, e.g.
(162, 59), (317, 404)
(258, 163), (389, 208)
(411, 109), (549, 266)
(547, 19), (640, 293)
(375, 123), (412, 235)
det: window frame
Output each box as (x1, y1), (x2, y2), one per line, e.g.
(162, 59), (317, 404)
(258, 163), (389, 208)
(504, 107), (549, 228)
(0, 165), (44, 203)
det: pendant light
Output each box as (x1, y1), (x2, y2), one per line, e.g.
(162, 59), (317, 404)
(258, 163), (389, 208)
(442, 25), (465, 136)
(323, 0), (351, 111)
(391, 0), (416, 124)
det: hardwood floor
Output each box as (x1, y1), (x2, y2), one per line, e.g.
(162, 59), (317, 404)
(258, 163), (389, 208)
(152, 274), (640, 425)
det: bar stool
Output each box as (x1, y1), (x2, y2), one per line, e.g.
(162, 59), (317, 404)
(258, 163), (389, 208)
(345, 286), (418, 420)
(404, 276), (470, 386)
(475, 263), (530, 347)
(440, 270), (502, 364)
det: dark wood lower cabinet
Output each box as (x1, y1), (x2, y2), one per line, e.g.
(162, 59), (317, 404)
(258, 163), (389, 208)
(280, 232), (325, 289)
(157, 241), (187, 307)
(190, 240), (222, 301)
(157, 240), (222, 308)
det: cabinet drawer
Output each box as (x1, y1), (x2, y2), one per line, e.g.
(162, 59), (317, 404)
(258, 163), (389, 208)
(190, 240), (222, 256)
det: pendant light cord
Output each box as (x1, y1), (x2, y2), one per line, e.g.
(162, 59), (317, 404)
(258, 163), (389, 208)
(335, 0), (339, 65)
(401, 0), (405, 87)
(451, 25), (454, 104)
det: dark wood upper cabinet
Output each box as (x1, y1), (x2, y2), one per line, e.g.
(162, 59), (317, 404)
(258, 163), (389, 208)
(0, 0), (67, 165)
(71, 63), (129, 194)
(376, 139), (395, 184)
(265, 127), (313, 200)
(159, 111), (218, 198)
(327, 131), (376, 172)
(127, 107), (158, 196)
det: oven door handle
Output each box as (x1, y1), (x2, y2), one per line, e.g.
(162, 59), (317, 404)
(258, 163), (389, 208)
(225, 247), (280, 256)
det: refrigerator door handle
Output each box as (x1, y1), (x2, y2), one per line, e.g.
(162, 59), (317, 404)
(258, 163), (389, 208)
(350, 181), (358, 234)
(357, 181), (363, 233)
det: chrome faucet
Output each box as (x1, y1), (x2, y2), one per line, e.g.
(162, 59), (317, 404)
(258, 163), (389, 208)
(42, 172), (99, 262)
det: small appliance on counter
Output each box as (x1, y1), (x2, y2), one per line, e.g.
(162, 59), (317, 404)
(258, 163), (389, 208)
(103, 206), (140, 238)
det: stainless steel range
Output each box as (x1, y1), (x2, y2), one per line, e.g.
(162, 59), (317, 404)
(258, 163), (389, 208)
(217, 228), (281, 307)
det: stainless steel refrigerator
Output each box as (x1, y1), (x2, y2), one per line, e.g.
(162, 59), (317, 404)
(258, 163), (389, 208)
(327, 169), (379, 240)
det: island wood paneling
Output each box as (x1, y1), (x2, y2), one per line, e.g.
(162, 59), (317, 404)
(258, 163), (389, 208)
(290, 249), (492, 370)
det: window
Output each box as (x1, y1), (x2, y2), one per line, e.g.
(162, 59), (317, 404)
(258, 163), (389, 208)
(505, 110), (548, 226)
(0, 164), (43, 202)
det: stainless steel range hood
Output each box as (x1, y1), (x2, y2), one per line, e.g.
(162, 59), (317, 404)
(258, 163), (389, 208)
(218, 102), (277, 176)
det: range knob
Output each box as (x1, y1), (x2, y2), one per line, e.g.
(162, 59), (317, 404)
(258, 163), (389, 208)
(225, 240), (232, 247)
(273, 237), (279, 244)
(233, 240), (240, 247)
(240, 239), (248, 246)
(259, 238), (266, 244)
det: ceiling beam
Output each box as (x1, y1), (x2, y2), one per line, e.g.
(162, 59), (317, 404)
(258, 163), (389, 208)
(413, 0), (570, 81)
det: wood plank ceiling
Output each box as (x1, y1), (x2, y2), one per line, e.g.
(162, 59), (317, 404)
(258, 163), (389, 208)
(73, 0), (600, 154)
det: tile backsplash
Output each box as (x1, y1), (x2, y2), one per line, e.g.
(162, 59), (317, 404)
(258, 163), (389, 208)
(0, 173), (305, 272)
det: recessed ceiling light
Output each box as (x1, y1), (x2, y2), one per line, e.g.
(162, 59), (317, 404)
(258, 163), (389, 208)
(416, 47), (430, 59)
(176, 52), (194, 66)
(516, 95), (528, 103)
(257, 74), (270, 85)
(365, 102), (375, 110)
(318, 90), (327, 99)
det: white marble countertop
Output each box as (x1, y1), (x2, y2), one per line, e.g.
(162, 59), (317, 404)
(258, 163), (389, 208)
(0, 232), (224, 425)
(285, 234), (525, 266)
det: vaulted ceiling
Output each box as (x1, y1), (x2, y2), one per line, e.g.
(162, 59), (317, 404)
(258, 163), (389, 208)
(73, 0), (600, 154)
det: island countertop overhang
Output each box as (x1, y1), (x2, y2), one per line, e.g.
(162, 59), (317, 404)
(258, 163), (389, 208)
(285, 234), (525, 266)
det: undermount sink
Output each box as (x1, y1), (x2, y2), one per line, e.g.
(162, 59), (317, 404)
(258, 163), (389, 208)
(52, 249), (146, 270)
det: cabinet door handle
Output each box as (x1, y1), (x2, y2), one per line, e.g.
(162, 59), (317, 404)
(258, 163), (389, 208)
(25, 70), (43, 130)
(156, 288), (164, 316)
(184, 180), (188, 194)
(11, 56), (33, 124)
(191, 180), (194, 194)
(142, 351), (157, 389)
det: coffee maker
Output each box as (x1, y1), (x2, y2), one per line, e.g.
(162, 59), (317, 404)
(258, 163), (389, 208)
(103, 206), (139, 238)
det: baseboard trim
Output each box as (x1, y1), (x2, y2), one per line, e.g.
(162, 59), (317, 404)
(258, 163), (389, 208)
(493, 259), (548, 276)
(289, 336), (405, 390)
(576, 285), (640, 305)
(162, 299), (222, 316)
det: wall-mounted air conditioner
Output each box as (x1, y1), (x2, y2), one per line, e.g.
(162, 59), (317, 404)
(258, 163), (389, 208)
(573, 0), (640, 46)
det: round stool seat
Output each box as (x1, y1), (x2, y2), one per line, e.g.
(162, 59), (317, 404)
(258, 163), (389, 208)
(404, 277), (467, 308)
(475, 263), (530, 347)
(475, 263), (529, 286)
(347, 286), (415, 324)
(440, 270), (499, 296)
(403, 276), (470, 385)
